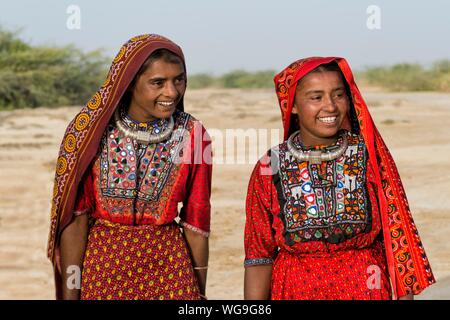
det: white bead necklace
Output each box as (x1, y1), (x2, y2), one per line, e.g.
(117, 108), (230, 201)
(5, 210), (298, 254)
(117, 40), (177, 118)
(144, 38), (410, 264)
(287, 130), (348, 164)
(114, 108), (174, 144)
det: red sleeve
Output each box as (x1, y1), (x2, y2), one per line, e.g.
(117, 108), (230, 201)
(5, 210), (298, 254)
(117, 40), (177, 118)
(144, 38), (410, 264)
(244, 157), (277, 267)
(179, 122), (212, 237)
(73, 166), (95, 216)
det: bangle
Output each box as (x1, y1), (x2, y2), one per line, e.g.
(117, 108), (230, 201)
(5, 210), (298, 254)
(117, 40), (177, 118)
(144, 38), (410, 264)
(193, 265), (208, 270)
(199, 294), (208, 300)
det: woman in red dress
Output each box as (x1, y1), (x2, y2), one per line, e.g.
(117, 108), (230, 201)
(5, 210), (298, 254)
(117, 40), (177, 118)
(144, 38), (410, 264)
(47, 34), (212, 300)
(244, 57), (435, 300)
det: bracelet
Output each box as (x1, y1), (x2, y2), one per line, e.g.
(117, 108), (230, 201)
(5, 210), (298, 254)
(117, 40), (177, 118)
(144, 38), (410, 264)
(193, 265), (208, 270)
(199, 294), (208, 300)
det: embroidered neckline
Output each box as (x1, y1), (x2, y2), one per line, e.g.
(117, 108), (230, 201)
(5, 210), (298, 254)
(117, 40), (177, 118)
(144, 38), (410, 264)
(100, 111), (190, 204)
(275, 131), (372, 245)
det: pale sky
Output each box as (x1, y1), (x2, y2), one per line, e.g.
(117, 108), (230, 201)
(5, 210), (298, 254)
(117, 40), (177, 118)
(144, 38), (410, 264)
(1, 0), (449, 74)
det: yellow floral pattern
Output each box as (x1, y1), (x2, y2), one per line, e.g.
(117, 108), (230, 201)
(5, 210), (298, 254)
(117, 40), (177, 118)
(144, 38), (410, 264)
(80, 220), (200, 300)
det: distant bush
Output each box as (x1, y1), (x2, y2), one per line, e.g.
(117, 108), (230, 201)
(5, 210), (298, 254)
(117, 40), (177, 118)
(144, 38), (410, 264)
(189, 62), (450, 92)
(221, 70), (275, 88)
(431, 60), (450, 92)
(0, 27), (108, 109)
(359, 60), (450, 92)
(188, 70), (276, 89)
(1, 25), (449, 110)
(188, 73), (217, 89)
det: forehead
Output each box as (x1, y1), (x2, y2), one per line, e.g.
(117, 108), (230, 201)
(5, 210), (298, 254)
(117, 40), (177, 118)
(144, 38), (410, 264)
(296, 71), (345, 92)
(140, 59), (185, 77)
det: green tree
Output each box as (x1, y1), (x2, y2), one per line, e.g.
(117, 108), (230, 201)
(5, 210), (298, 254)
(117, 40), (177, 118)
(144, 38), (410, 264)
(0, 26), (108, 109)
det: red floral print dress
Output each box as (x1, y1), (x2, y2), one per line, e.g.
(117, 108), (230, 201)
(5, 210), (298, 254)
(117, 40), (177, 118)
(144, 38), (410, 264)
(245, 131), (392, 300)
(74, 109), (212, 300)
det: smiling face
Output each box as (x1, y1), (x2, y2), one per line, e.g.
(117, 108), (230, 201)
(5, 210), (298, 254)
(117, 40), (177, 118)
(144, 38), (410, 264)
(127, 57), (186, 122)
(292, 70), (350, 147)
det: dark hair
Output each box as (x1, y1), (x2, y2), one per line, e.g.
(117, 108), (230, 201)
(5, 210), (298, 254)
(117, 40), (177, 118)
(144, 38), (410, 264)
(134, 48), (184, 80)
(297, 61), (345, 86)
(310, 61), (343, 74)
(120, 49), (184, 107)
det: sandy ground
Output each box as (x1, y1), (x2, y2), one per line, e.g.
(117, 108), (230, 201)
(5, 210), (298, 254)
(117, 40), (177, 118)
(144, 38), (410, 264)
(0, 88), (449, 300)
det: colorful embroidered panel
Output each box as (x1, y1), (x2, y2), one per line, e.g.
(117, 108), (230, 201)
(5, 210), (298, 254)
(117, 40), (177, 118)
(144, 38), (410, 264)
(273, 131), (372, 245)
(99, 110), (189, 203)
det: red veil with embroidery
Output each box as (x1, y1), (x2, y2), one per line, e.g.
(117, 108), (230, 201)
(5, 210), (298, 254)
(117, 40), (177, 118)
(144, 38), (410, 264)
(244, 57), (435, 299)
(47, 35), (212, 299)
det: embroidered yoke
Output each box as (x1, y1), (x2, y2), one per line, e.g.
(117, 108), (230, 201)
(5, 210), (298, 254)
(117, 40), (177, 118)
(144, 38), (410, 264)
(74, 110), (211, 232)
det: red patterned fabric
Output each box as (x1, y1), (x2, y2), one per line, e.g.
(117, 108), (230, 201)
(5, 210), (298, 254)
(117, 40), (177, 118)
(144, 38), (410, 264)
(47, 34), (212, 299)
(246, 143), (391, 299)
(74, 111), (211, 231)
(80, 219), (200, 300)
(271, 245), (391, 300)
(244, 57), (435, 299)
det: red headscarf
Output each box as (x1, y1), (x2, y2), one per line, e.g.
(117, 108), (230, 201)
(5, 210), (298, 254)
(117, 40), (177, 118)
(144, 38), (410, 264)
(47, 34), (186, 298)
(274, 57), (435, 298)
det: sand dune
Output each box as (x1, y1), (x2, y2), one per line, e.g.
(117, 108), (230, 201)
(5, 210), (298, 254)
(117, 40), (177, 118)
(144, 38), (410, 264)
(0, 88), (449, 299)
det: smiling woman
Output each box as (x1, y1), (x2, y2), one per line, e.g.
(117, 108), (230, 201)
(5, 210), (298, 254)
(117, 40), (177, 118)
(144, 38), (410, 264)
(244, 57), (435, 300)
(291, 63), (350, 147)
(125, 49), (187, 122)
(47, 35), (212, 300)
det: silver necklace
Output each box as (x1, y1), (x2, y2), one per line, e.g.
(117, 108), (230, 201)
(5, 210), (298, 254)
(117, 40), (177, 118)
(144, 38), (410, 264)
(114, 108), (174, 144)
(287, 130), (348, 164)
